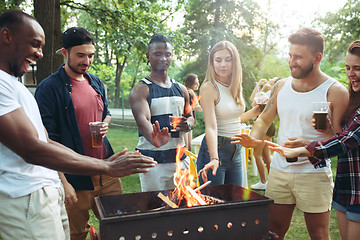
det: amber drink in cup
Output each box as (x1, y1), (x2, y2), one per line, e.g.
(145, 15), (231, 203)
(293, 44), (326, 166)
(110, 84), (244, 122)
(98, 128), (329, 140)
(254, 92), (268, 112)
(89, 122), (104, 148)
(312, 102), (330, 130)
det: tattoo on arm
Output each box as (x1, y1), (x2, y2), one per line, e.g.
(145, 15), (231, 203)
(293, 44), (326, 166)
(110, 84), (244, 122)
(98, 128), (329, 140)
(262, 83), (279, 113)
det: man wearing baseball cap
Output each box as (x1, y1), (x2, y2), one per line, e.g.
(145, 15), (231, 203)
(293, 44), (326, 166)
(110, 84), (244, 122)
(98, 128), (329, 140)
(35, 27), (123, 240)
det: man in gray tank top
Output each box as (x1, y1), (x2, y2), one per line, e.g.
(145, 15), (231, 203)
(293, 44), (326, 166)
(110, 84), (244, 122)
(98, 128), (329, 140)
(232, 28), (349, 240)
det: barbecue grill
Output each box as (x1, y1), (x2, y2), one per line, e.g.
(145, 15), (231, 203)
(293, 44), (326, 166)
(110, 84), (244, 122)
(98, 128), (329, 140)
(95, 184), (274, 240)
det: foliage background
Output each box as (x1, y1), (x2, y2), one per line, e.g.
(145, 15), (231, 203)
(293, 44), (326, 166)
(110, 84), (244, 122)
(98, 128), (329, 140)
(3, 0), (356, 107)
(1, 1), (358, 239)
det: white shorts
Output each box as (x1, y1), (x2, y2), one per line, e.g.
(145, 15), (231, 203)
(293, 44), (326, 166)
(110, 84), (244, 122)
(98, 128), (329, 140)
(140, 157), (190, 192)
(265, 167), (333, 213)
(0, 186), (70, 240)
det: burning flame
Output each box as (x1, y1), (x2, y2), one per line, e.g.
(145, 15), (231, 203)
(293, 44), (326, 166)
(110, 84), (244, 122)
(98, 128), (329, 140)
(171, 116), (181, 130)
(172, 145), (216, 207)
(191, 95), (201, 109)
(172, 96), (201, 130)
(184, 95), (201, 117)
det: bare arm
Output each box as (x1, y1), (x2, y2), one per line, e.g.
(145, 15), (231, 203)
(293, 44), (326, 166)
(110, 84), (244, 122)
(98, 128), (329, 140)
(251, 80), (283, 139)
(232, 80), (284, 148)
(327, 81), (349, 134)
(240, 106), (260, 123)
(59, 172), (78, 205)
(200, 82), (218, 161)
(129, 82), (169, 147)
(189, 89), (202, 112)
(188, 88), (202, 111)
(249, 79), (268, 104)
(198, 82), (220, 181)
(179, 83), (195, 130)
(264, 140), (311, 158)
(0, 108), (157, 177)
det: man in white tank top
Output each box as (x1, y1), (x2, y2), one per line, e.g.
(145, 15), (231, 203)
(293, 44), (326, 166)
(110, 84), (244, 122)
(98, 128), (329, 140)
(232, 28), (349, 239)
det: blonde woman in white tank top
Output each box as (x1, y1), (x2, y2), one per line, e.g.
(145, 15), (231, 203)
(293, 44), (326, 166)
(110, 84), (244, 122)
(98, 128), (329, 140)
(196, 41), (260, 186)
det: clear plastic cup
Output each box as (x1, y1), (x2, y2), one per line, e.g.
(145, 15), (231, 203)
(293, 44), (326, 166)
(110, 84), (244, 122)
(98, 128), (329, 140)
(312, 102), (330, 130)
(89, 122), (104, 148)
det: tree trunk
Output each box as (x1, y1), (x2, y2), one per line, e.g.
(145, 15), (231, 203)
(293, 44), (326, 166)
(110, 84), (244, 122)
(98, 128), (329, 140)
(114, 58), (121, 108)
(34, 0), (63, 84)
(114, 44), (132, 108)
(131, 59), (141, 89)
(210, 0), (221, 48)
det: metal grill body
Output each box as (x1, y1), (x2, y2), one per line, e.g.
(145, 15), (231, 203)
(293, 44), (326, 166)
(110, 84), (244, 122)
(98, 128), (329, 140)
(95, 184), (273, 240)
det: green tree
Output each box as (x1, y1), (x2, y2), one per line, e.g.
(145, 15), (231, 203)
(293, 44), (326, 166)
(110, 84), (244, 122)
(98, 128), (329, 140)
(253, 0), (283, 70)
(315, 0), (360, 63)
(259, 53), (290, 80)
(180, 0), (266, 105)
(320, 59), (348, 87)
(0, 0), (26, 12)
(63, 0), (186, 107)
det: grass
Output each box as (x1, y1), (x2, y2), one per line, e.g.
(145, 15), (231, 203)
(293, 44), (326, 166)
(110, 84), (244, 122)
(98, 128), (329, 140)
(247, 155), (340, 239)
(0, 126), (341, 240)
(86, 126), (342, 239)
(106, 127), (142, 194)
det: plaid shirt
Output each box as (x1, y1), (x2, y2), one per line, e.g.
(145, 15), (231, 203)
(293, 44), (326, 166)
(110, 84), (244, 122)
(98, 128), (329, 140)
(305, 108), (360, 205)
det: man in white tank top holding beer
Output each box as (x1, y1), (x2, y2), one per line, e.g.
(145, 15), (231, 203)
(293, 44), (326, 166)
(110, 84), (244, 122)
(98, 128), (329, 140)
(232, 28), (349, 240)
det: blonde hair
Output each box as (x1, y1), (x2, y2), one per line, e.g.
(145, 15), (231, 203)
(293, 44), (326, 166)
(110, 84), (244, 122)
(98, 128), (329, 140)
(203, 41), (244, 107)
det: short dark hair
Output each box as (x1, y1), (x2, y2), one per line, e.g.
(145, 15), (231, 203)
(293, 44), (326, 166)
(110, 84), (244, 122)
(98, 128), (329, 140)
(0, 9), (36, 31)
(348, 40), (360, 57)
(288, 28), (324, 54)
(148, 33), (170, 49)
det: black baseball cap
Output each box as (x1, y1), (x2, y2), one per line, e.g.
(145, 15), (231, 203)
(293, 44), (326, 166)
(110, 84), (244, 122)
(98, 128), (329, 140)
(56, 27), (94, 54)
(62, 27), (94, 49)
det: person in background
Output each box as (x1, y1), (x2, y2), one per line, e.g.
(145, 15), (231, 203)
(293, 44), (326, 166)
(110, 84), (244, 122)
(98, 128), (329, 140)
(0, 10), (156, 240)
(184, 73), (202, 151)
(249, 77), (281, 190)
(265, 40), (360, 240)
(130, 34), (194, 192)
(231, 28), (349, 239)
(197, 40), (260, 187)
(34, 27), (124, 240)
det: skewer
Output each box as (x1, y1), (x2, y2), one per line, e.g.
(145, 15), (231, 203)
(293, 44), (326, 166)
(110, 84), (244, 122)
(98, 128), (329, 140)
(194, 181), (211, 192)
(157, 193), (179, 208)
(185, 186), (207, 205)
(149, 206), (166, 211)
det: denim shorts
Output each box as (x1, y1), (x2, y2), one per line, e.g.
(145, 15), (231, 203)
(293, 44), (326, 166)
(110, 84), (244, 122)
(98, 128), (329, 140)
(196, 135), (243, 186)
(332, 201), (360, 222)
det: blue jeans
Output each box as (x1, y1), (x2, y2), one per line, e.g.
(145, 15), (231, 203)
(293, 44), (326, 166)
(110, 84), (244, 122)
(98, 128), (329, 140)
(196, 135), (243, 186)
(332, 201), (360, 222)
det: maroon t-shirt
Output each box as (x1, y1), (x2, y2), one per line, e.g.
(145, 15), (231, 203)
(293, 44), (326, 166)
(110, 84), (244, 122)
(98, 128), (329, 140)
(70, 76), (107, 159)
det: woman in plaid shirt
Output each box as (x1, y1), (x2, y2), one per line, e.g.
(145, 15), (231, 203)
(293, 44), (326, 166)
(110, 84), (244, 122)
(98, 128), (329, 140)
(265, 40), (360, 240)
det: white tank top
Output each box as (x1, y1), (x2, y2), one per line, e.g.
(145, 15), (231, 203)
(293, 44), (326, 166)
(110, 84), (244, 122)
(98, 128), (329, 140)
(272, 76), (335, 173)
(214, 80), (244, 138)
